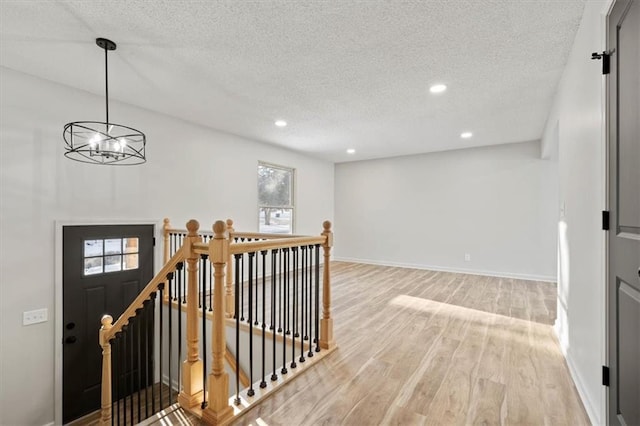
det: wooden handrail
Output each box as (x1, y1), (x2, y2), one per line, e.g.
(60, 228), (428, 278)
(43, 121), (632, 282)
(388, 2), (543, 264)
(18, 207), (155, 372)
(193, 236), (326, 256)
(230, 231), (304, 239)
(166, 227), (303, 240)
(229, 235), (326, 254)
(225, 345), (250, 388)
(192, 242), (209, 255)
(163, 218), (171, 265)
(166, 227), (213, 236)
(104, 245), (186, 342)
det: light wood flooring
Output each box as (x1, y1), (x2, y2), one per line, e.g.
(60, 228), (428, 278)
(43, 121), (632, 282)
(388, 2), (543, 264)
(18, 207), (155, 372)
(77, 262), (589, 426)
(228, 262), (589, 426)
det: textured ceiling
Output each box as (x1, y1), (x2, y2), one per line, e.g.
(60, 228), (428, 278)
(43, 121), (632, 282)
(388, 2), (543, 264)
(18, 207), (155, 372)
(0, 0), (586, 163)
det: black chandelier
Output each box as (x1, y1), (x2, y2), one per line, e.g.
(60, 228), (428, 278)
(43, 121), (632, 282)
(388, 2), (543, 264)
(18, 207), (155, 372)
(63, 38), (146, 165)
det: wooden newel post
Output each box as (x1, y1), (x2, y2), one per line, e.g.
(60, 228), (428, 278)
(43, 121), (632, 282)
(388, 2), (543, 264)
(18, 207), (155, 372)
(179, 220), (204, 409)
(203, 221), (234, 425)
(225, 219), (235, 318)
(319, 220), (336, 350)
(163, 217), (171, 265)
(99, 315), (113, 426)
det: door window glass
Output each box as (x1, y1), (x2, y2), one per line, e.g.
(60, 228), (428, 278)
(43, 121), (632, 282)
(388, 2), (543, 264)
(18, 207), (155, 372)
(83, 238), (140, 275)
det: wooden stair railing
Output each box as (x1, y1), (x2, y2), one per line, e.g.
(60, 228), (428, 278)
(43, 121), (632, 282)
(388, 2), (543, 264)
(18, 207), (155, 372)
(100, 218), (336, 425)
(98, 237), (189, 425)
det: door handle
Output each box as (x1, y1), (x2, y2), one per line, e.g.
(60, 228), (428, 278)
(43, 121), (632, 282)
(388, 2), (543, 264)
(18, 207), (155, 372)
(65, 336), (77, 344)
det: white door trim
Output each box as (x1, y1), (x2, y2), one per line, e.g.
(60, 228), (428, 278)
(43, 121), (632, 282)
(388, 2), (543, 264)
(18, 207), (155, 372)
(53, 218), (161, 425)
(602, 0), (616, 423)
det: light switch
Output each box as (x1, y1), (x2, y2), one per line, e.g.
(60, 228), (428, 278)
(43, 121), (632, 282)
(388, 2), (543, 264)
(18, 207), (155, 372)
(23, 308), (48, 326)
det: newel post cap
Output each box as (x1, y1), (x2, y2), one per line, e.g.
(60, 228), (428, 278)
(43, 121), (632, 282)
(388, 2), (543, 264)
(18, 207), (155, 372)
(322, 220), (333, 247)
(101, 314), (113, 328)
(213, 220), (227, 238)
(186, 219), (200, 236)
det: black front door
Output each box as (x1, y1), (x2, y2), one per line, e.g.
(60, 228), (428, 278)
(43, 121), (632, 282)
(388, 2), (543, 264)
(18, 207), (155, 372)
(62, 224), (154, 423)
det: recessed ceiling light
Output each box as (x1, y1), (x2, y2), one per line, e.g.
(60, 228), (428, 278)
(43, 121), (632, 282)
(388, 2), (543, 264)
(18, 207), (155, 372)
(346, 148), (356, 154)
(275, 120), (287, 127)
(429, 84), (447, 94)
(460, 132), (473, 139)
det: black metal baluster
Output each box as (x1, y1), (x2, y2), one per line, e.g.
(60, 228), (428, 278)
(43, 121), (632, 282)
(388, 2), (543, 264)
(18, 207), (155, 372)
(135, 308), (142, 420)
(240, 252), (245, 321)
(285, 246), (291, 336)
(157, 284), (163, 411)
(198, 257), (202, 309)
(234, 254), (242, 405)
(113, 333), (120, 426)
(142, 302), (149, 420)
(271, 249), (278, 381)
(129, 319), (134, 425)
(290, 247), (298, 369)
(247, 252), (255, 397)
(254, 252), (259, 326)
(300, 246), (306, 363)
(278, 249), (283, 334)
(260, 250), (267, 389)
(122, 329), (128, 426)
(201, 254), (209, 409)
(315, 244), (321, 352)
(281, 247), (289, 374)
(208, 257), (213, 312)
(302, 246), (310, 340)
(147, 290), (157, 417)
(167, 272), (174, 406)
(307, 246), (314, 358)
(181, 237), (186, 304)
(176, 262), (183, 396)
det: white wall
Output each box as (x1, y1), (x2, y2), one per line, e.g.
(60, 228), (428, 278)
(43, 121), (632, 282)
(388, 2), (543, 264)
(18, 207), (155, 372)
(541, 1), (609, 424)
(334, 140), (558, 280)
(0, 67), (333, 425)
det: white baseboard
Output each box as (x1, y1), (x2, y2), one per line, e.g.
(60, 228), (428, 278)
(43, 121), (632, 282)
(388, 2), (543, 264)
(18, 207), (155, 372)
(553, 322), (602, 426)
(564, 350), (602, 425)
(161, 373), (180, 392)
(333, 256), (556, 282)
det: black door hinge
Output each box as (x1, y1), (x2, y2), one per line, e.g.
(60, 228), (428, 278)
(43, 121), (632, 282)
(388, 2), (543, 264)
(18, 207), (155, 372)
(603, 365), (610, 386)
(153, 237), (156, 246)
(591, 51), (611, 75)
(602, 211), (610, 231)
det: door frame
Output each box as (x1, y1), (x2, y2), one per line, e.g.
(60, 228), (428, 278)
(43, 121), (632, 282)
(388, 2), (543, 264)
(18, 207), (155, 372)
(603, 2), (614, 423)
(54, 218), (161, 425)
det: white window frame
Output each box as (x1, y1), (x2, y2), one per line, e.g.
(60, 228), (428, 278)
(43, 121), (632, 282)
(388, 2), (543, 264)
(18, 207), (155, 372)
(258, 161), (296, 234)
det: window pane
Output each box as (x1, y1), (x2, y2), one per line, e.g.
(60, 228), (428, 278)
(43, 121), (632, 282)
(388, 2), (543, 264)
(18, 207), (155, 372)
(258, 164), (292, 207)
(84, 257), (103, 275)
(123, 237), (139, 254)
(104, 239), (122, 255)
(104, 255), (122, 272)
(259, 208), (292, 234)
(123, 254), (139, 270)
(84, 240), (103, 257)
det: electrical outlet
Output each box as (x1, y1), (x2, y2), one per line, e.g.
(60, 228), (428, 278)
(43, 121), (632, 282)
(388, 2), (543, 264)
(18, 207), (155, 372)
(464, 253), (471, 262)
(23, 308), (48, 326)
